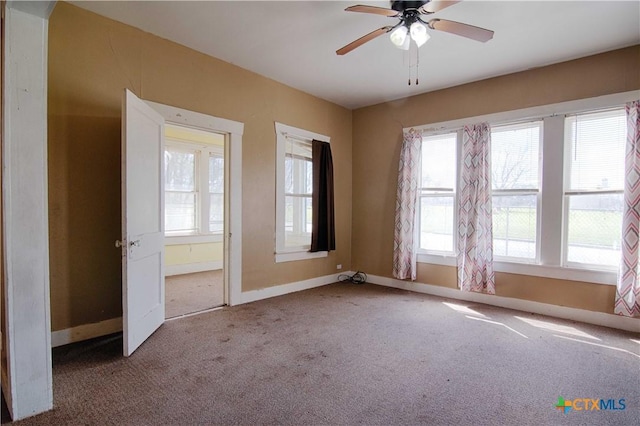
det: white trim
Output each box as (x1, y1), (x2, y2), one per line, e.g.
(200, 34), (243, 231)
(407, 91), (640, 134)
(165, 261), (223, 276)
(366, 274), (639, 333)
(275, 250), (328, 263)
(274, 122), (331, 145)
(165, 234), (223, 245)
(274, 122), (331, 260)
(227, 131), (242, 306)
(144, 101), (243, 308)
(147, 101), (244, 136)
(49, 271), (344, 347)
(238, 271), (347, 305)
(540, 115), (565, 266)
(416, 253), (616, 285)
(493, 261), (616, 285)
(2, 3), (56, 420)
(417, 252), (457, 266)
(51, 317), (123, 348)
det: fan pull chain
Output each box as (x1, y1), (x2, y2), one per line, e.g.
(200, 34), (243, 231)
(407, 43), (420, 86)
(416, 47), (419, 85)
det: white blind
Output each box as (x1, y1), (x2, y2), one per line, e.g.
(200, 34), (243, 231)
(421, 133), (456, 190)
(566, 109), (626, 191)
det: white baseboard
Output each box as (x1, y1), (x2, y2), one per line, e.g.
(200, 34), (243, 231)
(367, 273), (640, 333)
(51, 317), (123, 348)
(238, 271), (351, 305)
(50, 272), (346, 347)
(165, 261), (223, 276)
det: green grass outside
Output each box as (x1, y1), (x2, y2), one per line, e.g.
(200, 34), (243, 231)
(421, 206), (621, 247)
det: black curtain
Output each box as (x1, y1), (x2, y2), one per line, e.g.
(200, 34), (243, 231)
(310, 140), (335, 252)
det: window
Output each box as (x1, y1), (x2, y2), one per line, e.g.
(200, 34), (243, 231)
(275, 122), (330, 262)
(284, 138), (313, 247)
(209, 153), (225, 233)
(419, 132), (457, 253)
(164, 124), (225, 237)
(411, 91), (636, 284)
(564, 109), (626, 268)
(165, 147), (197, 234)
(491, 122), (541, 260)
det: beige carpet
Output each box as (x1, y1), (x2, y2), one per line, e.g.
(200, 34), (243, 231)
(165, 270), (224, 319)
(5, 283), (640, 425)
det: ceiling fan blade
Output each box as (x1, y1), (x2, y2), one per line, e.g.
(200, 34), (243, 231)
(428, 18), (494, 42)
(345, 5), (400, 17)
(420, 1), (461, 14)
(336, 26), (393, 56)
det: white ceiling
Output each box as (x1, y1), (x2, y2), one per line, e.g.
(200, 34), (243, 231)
(70, 1), (640, 110)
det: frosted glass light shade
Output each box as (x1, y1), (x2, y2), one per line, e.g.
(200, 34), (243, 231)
(389, 26), (408, 47)
(410, 22), (430, 47)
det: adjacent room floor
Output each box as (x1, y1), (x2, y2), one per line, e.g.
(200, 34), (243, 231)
(165, 270), (224, 319)
(5, 283), (639, 425)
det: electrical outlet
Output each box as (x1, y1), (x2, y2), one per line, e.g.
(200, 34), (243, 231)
(336, 264), (342, 270)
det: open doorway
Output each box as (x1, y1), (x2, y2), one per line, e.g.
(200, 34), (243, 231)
(163, 123), (227, 319)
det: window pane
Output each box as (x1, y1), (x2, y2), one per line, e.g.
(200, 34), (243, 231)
(421, 133), (456, 189)
(285, 195), (311, 247)
(285, 155), (312, 195)
(209, 155), (224, 193)
(209, 194), (224, 233)
(281, 136), (313, 250)
(305, 160), (313, 194)
(566, 194), (623, 267)
(493, 195), (537, 259)
(285, 156), (293, 194)
(165, 150), (195, 191)
(491, 123), (540, 190)
(420, 196), (454, 252)
(566, 110), (626, 191)
(165, 192), (196, 232)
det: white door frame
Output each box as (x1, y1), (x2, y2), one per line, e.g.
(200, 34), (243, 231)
(146, 101), (243, 306)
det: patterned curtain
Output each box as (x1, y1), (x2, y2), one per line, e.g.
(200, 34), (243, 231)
(393, 129), (422, 280)
(457, 123), (495, 294)
(615, 100), (640, 317)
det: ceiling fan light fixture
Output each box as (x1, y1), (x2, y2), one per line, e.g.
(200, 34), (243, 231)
(389, 25), (408, 47)
(401, 34), (410, 50)
(410, 21), (430, 47)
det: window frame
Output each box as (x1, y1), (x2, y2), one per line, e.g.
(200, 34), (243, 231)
(417, 130), (459, 256)
(562, 108), (626, 271)
(410, 90), (638, 285)
(275, 122), (330, 263)
(164, 135), (225, 243)
(490, 120), (543, 263)
(164, 144), (199, 236)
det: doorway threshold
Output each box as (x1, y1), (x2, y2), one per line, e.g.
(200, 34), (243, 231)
(165, 305), (225, 322)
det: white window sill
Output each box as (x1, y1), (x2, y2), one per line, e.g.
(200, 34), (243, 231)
(165, 233), (223, 245)
(417, 253), (617, 285)
(275, 250), (328, 263)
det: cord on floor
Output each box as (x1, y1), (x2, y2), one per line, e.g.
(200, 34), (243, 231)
(338, 271), (367, 284)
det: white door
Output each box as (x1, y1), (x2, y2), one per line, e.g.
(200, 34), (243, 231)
(121, 89), (165, 356)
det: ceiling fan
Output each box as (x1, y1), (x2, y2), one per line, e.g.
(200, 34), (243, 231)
(336, 1), (494, 55)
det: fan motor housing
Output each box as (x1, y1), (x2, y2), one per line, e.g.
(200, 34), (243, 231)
(391, 1), (428, 12)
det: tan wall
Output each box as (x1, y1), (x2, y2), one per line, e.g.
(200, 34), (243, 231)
(352, 46), (640, 314)
(48, 2), (352, 331)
